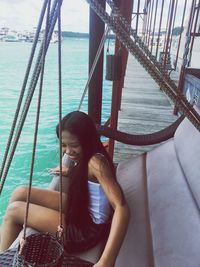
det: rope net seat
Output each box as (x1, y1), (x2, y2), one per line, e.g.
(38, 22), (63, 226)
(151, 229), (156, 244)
(0, 247), (93, 267)
(12, 233), (64, 267)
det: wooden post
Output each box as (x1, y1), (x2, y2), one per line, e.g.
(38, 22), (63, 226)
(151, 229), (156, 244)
(108, 0), (133, 160)
(88, 1), (105, 124)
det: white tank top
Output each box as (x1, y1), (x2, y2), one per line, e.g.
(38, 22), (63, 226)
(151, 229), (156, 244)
(88, 180), (111, 224)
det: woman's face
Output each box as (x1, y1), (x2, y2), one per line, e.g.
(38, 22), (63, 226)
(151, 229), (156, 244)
(61, 130), (83, 162)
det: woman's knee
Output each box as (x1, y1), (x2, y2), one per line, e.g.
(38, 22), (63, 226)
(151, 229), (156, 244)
(10, 186), (27, 203)
(4, 202), (24, 224)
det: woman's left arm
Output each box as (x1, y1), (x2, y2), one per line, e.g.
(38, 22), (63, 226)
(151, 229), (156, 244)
(90, 156), (130, 267)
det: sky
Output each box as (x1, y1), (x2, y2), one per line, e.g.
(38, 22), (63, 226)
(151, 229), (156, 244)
(0, 0), (193, 33)
(0, 0), (90, 32)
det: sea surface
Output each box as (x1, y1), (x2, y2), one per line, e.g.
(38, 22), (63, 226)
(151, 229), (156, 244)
(0, 38), (113, 224)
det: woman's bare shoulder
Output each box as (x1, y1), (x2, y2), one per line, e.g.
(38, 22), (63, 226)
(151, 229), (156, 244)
(89, 153), (114, 181)
(89, 153), (109, 169)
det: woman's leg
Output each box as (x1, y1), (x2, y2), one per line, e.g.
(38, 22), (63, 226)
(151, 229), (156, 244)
(10, 186), (67, 211)
(0, 200), (65, 252)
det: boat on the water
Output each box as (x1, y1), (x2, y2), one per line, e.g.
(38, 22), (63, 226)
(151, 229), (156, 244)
(0, 0), (200, 266)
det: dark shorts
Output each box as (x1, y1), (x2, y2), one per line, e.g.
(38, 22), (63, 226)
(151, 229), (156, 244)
(64, 221), (111, 254)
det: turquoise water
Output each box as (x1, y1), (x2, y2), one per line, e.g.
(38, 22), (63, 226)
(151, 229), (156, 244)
(0, 38), (112, 224)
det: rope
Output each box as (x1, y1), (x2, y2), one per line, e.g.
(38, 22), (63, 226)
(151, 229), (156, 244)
(0, 0), (62, 195)
(0, 0), (49, 183)
(78, 25), (110, 110)
(78, 2), (124, 110)
(57, 0), (64, 237)
(22, 0), (51, 242)
(86, 0), (200, 132)
(97, 115), (184, 145)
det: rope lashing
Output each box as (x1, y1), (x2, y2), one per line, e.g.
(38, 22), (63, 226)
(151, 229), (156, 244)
(86, 0), (200, 132)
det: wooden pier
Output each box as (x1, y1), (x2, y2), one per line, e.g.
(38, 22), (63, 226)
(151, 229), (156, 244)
(113, 55), (178, 163)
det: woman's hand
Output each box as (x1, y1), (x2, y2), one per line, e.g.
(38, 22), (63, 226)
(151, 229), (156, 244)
(49, 165), (69, 176)
(93, 262), (114, 267)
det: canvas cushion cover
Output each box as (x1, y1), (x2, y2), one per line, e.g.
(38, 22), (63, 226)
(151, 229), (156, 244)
(116, 154), (154, 267)
(174, 106), (200, 211)
(147, 139), (200, 267)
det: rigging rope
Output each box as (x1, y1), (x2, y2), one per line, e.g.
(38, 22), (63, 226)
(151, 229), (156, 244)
(23, 0), (51, 241)
(57, 0), (64, 233)
(0, 0), (62, 195)
(0, 0), (49, 183)
(85, 0), (200, 132)
(78, 25), (110, 110)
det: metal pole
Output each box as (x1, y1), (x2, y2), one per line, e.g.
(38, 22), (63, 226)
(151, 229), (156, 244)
(163, 0), (175, 68)
(174, 0), (187, 70)
(144, 1), (151, 44)
(174, 0), (196, 114)
(151, 0), (159, 54)
(135, 0), (141, 34)
(168, 0), (178, 67)
(142, 0), (148, 41)
(155, 0), (164, 59)
(147, 0), (155, 47)
(188, 0), (200, 66)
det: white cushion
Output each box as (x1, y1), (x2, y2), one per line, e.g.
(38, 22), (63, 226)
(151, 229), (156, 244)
(147, 139), (200, 267)
(116, 154), (154, 267)
(174, 106), (200, 210)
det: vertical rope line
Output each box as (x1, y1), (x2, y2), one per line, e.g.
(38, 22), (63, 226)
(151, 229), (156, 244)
(155, 0), (164, 59)
(174, 0), (187, 70)
(147, 0), (154, 48)
(168, 0), (178, 64)
(57, 0), (64, 229)
(188, 0), (200, 66)
(0, 0), (49, 182)
(144, 1), (151, 45)
(78, 25), (110, 111)
(22, 0), (51, 241)
(150, 0), (159, 54)
(142, 0), (148, 42)
(0, 0), (60, 195)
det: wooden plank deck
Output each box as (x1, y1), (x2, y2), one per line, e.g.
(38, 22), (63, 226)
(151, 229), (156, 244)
(113, 55), (178, 163)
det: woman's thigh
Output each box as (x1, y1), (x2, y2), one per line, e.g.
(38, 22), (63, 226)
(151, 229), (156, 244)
(9, 201), (65, 234)
(11, 186), (67, 211)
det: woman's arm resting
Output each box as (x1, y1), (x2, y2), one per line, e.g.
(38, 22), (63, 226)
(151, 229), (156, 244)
(89, 155), (130, 267)
(94, 204), (130, 267)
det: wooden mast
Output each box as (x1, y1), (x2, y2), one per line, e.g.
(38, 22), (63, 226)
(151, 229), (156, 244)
(88, 0), (106, 124)
(108, 0), (134, 159)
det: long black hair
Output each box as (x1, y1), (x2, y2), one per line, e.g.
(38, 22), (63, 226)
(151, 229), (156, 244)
(56, 111), (115, 230)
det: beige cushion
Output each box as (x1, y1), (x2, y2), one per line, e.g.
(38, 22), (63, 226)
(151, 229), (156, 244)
(147, 139), (200, 267)
(116, 154), (154, 267)
(174, 106), (200, 210)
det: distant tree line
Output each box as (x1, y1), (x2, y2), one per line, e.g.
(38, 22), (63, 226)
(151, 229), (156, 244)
(160, 26), (184, 36)
(62, 27), (184, 39)
(62, 31), (115, 39)
(172, 26), (184, 36)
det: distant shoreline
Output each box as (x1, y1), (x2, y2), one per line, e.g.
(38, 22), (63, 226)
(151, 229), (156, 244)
(62, 31), (115, 39)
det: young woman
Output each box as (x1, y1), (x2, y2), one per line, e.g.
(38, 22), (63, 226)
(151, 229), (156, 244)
(0, 111), (130, 267)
